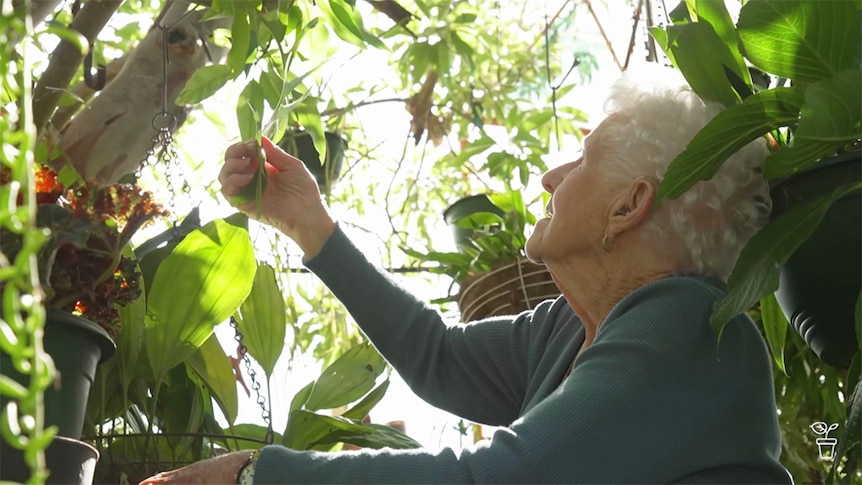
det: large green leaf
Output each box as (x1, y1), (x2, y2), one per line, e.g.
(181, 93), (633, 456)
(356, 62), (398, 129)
(657, 87), (805, 202)
(282, 409), (374, 450)
(145, 213), (256, 379)
(664, 22), (741, 106)
(236, 263), (287, 377)
(187, 333), (239, 426)
(692, 0), (750, 85)
(760, 293), (788, 376)
(304, 343), (386, 411)
(710, 182), (862, 337)
(738, 0), (860, 83)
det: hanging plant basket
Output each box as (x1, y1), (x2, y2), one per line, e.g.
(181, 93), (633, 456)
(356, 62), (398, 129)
(443, 194), (505, 248)
(457, 260), (560, 322)
(277, 130), (348, 192)
(770, 149), (861, 368)
(0, 309), (116, 441)
(0, 436), (99, 484)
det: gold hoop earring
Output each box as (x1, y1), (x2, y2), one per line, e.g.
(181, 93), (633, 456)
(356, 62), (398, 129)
(602, 235), (615, 252)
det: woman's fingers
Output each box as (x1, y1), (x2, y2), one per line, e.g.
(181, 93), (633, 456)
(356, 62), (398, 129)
(260, 136), (304, 171)
(220, 172), (254, 198)
(225, 139), (258, 161)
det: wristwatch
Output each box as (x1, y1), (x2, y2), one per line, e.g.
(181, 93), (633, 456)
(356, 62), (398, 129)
(236, 450), (260, 485)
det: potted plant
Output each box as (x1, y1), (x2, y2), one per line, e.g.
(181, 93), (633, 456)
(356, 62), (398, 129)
(0, 165), (166, 482)
(277, 128), (349, 194)
(406, 190), (560, 322)
(649, 0), (860, 479)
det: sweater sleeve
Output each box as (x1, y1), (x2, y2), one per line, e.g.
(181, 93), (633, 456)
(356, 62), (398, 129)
(253, 277), (789, 484)
(304, 226), (547, 425)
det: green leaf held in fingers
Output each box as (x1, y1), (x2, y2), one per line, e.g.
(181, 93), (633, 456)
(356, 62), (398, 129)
(710, 182), (862, 338)
(304, 342), (386, 411)
(236, 263), (287, 377)
(187, 333), (239, 426)
(145, 213), (256, 379)
(657, 87), (805, 203)
(738, 0), (860, 83)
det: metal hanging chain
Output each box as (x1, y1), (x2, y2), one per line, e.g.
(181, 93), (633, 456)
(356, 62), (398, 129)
(230, 316), (275, 444)
(136, 18), (274, 446)
(136, 23), (191, 237)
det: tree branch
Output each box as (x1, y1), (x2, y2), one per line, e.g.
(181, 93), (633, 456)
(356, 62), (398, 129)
(32, 0), (123, 137)
(13, 0), (63, 30)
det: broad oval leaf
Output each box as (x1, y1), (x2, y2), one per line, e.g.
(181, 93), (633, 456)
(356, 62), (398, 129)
(304, 343), (386, 411)
(738, 0), (860, 83)
(145, 213), (256, 379)
(228, 9), (252, 74)
(237, 263), (287, 377)
(657, 87), (805, 202)
(710, 182), (862, 337)
(187, 333), (239, 426)
(318, 0), (385, 49)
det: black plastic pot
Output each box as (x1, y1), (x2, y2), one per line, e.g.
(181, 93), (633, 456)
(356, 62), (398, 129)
(770, 150), (861, 368)
(0, 309), (116, 439)
(443, 195), (506, 248)
(0, 435), (99, 484)
(278, 131), (347, 192)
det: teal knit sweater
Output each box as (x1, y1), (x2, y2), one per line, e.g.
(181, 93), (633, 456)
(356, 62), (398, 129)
(255, 227), (791, 483)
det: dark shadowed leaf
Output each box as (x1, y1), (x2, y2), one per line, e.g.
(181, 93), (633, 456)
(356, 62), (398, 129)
(283, 409), (373, 450)
(187, 333), (239, 426)
(711, 183), (862, 337)
(760, 293), (788, 376)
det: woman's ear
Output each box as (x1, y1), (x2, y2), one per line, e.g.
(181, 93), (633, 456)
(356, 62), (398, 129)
(606, 176), (657, 238)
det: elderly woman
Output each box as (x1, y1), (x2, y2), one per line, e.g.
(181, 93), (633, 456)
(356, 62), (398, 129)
(141, 68), (791, 484)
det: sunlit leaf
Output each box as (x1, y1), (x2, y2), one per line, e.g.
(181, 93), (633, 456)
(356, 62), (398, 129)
(316, 422), (422, 450)
(665, 22), (743, 106)
(283, 409), (373, 450)
(305, 343), (386, 411)
(738, 0), (860, 82)
(236, 263), (287, 377)
(176, 65), (235, 105)
(145, 214), (256, 379)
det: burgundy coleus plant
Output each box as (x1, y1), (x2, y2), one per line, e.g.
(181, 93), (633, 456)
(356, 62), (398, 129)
(1, 166), (166, 338)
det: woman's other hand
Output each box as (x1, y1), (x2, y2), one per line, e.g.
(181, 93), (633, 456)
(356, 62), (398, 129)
(219, 136), (336, 258)
(138, 450), (251, 485)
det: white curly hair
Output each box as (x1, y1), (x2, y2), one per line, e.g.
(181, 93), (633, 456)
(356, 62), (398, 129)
(596, 65), (772, 281)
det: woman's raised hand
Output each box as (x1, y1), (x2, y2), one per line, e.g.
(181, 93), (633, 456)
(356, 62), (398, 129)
(219, 136), (336, 258)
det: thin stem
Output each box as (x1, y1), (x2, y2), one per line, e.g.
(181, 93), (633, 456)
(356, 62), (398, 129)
(583, 0), (623, 72)
(321, 97), (410, 118)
